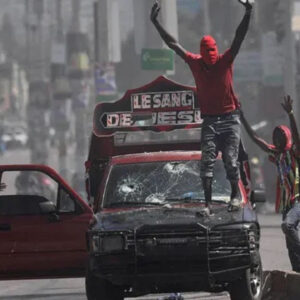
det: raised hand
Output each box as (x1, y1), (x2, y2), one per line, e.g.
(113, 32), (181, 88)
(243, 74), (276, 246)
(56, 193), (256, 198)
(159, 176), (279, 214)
(281, 95), (294, 114)
(238, 0), (253, 10)
(150, 0), (160, 23)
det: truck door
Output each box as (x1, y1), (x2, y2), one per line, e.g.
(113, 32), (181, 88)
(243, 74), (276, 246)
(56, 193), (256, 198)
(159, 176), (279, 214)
(0, 165), (93, 279)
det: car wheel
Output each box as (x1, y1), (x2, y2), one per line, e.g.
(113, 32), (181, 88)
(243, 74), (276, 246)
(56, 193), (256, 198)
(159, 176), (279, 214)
(229, 252), (262, 300)
(85, 267), (124, 300)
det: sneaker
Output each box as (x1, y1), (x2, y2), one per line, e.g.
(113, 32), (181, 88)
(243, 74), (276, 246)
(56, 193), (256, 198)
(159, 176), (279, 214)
(201, 206), (214, 216)
(228, 198), (242, 212)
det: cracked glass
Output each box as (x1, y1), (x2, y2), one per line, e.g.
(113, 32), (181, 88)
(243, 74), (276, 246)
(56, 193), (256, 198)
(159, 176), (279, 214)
(103, 159), (231, 208)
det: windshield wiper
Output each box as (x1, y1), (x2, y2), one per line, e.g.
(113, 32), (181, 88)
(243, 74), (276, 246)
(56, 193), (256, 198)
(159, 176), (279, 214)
(107, 201), (163, 208)
(164, 197), (205, 203)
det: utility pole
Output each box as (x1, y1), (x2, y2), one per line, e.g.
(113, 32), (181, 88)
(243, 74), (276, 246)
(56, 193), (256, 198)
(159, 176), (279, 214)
(134, 0), (163, 54)
(94, 0), (119, 102)
(50, 0), (71, 177)
(26, 0), (51, 165)
(25, 0), (30, 79)
(94, 1), (100, 63)
(71, 0), (81, 33)
(67, 0), (91, 190)
(94, 0), (121, 64)
(283, 0), (297, 117)
(133, 0), (178, 80)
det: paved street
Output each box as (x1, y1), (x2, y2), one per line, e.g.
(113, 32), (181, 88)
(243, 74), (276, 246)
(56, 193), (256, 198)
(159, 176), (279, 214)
(0, 280), (230, 300)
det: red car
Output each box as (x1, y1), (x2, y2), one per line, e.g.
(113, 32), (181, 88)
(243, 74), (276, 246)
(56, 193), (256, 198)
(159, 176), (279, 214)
(0, 164), (93, 280)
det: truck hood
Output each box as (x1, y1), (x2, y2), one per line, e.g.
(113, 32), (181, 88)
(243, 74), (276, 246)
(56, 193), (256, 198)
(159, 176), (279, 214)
(93, 203), (257, 232)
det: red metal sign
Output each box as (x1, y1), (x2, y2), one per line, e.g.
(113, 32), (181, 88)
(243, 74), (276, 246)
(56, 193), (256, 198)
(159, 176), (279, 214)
(93, 76), (201, 136)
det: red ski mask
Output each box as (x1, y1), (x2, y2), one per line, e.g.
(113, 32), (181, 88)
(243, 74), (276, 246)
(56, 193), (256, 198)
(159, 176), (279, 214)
(200, 35), (219, 65)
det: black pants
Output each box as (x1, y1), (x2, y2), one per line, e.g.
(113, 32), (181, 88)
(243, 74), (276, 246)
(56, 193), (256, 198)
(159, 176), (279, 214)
(200, 112), (241, 181)
(282, 202), (300, 272)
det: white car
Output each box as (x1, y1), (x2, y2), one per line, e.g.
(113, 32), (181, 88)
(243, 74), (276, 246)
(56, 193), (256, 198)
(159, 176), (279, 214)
(1, 125), (28, 148)
(13, 126), (28, 147)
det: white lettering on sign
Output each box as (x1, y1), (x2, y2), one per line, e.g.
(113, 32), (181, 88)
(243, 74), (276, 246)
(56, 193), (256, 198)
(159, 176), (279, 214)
(103, 110), (201, 128)
(106, 113), (132, 128)
(158, 111), (177, 124)
(131, 91), (194, 110)
(172, 93), (181, 107)
(132, 95), (140, 109)
(152, 111), (201, 125)
(142, 94), (151, 109)
(103, 89), (199, 129)
(177, 111), (194, 124)
(153, 94), (161, 109)
(194, 110), (201, 123)
(120, 114), (131, 126)
(161, 94), (171, 108)
(107, 114), (119, 127)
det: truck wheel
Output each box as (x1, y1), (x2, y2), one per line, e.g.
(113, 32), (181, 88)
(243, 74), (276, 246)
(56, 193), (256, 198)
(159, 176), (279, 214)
(85, 268), (124, 300)
(229, 253), (262, 300)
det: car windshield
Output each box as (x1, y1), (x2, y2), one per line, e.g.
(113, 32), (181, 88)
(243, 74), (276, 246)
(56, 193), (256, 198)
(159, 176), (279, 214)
(103, 159), (231, 209)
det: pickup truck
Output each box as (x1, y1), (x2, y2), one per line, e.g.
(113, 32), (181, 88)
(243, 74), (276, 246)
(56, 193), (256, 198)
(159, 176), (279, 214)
(84, 76), (265, 300)
(0, 76), (264, 300)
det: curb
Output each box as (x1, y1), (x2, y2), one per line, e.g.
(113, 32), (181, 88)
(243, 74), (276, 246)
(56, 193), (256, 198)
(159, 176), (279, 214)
(262, 270), (300, 300)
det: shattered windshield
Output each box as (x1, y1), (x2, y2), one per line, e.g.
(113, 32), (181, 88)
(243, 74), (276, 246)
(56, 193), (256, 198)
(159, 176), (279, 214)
(103, 159), (231, 208)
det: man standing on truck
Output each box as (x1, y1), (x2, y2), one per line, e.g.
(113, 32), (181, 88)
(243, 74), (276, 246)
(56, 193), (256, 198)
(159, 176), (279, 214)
(150, 0), (253, 213)
(241, 95), (300, 272)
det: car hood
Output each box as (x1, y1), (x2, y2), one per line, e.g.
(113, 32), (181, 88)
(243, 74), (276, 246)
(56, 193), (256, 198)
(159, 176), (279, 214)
(93, 203), (257, 232)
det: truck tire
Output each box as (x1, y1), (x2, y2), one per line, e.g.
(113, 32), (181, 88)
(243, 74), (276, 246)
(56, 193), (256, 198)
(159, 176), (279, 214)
(229, 252), (262, 300)
(85, 268), (124, 300)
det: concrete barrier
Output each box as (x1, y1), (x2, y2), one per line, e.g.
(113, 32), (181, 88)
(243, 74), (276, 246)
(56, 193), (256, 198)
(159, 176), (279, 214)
(262, 270), (300, 300)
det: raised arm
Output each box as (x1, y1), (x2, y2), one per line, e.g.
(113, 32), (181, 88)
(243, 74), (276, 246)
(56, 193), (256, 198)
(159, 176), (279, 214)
(281, 95), (300, 154)
(240, 110), (274, 153)
(230, 0), (253, 60)
(150, 1), (186, 60)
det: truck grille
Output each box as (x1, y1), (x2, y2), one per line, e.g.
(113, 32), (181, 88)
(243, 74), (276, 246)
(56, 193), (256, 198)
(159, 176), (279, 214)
(208, 228), (252, 273)
(126, 224), (252, 274)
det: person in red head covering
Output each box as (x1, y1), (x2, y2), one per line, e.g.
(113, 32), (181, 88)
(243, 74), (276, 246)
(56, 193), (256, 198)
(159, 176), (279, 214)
(200, 35), (219, 66)
(151, 0), (253, 213)
(241, 95), (300, 272)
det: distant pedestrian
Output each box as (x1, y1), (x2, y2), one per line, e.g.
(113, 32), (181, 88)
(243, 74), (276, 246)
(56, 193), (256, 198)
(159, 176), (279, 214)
(151, 0), (253, 214)
(241, 95), (300, 272)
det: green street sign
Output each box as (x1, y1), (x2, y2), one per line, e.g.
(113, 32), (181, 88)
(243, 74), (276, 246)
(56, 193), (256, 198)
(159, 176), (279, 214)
(141, 48), (174, 71)
(96, 94), (118, 103)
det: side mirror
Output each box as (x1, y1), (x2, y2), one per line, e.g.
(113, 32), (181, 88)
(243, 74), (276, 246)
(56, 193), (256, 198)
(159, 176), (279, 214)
(39, 201), (56, 214)
(250, 189), (266, 204)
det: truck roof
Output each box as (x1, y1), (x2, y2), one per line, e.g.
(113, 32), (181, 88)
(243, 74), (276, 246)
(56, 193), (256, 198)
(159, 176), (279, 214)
(110, 151), (203, 165)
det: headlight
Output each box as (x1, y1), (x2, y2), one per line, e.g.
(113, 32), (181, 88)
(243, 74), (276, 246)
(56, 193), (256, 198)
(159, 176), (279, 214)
(101, 235), (124, 252)
(91, 234), (124, 253)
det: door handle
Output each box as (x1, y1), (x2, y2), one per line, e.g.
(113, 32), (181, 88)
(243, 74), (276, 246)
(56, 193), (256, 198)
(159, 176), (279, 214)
(0, 223), (11, 231)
